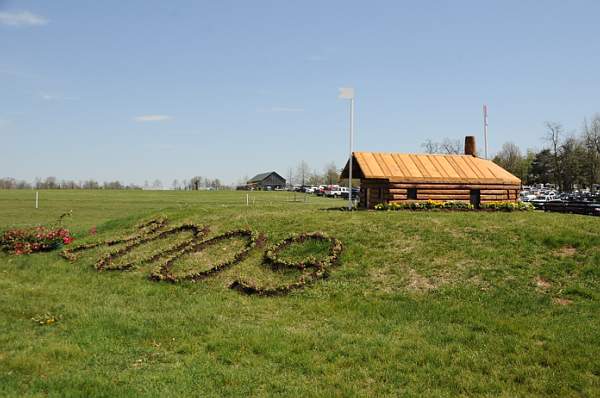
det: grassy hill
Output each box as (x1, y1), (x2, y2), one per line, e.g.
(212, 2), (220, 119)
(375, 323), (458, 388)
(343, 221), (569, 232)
(1, 190), (599, 397)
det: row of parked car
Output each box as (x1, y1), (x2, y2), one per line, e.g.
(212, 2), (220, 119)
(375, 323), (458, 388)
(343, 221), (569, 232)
(520, 186), (600, 214)
(293, 185), (360, 199)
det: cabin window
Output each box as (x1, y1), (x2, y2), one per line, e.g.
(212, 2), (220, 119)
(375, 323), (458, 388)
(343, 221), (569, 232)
(407, 188), (417, 200)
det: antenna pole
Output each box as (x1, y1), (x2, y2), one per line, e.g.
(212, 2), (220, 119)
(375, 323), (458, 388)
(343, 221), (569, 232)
(483, 104), (489, 159)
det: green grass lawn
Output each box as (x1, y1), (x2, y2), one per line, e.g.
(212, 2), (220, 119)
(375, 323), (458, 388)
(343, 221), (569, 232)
(1, 190), (599, 397)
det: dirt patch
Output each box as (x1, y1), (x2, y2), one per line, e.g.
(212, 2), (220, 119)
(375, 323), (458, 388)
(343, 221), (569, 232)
(369, 266), (440, 294)
(406, 269), (437, 293)
(369, 265), (400, 293)
(534, 276), (552, 291)
(369, 265), (453, 293)
(553, 245), (577, 258)
(552, 297), (573, 306)
(467, 275), (491, 291)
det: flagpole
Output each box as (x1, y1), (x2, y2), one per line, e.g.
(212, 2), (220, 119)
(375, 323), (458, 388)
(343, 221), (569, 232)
(483, 104), (488, 159)
(348, 96), (354, 210)
(339, 88), (355, 210)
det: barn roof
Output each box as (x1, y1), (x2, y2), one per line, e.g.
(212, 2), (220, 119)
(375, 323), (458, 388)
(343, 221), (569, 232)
(247, 171), (285, 184)
(341, 152), (521, 185)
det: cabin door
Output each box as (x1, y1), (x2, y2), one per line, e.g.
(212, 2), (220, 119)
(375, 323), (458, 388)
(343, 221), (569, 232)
(470, 189), (481, 208)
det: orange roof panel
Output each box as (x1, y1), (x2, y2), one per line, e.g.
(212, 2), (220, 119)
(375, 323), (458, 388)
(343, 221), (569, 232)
(343, 152), (521, 185)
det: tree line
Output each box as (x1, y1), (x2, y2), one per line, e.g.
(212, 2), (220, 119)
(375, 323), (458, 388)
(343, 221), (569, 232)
(422, 114), (600, 192)
(0, 176), (229, 190)
(492, 115), (600, 191)
(287, 161), (340, 187)
(0, 177), (141, 190)
(181, 177), (225, 190)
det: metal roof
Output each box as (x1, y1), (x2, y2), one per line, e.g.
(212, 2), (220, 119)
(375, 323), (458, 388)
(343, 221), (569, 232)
(341, 152), (521, 185)
(247, 171), (285, 184)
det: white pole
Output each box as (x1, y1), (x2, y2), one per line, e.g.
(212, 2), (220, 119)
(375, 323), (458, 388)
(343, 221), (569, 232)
(348, 97), (354, 210)
(246, 193), (249, 206)
(35, 191), (39, 209)
(339, 87), (355, 210)
(483, 104), (489, 159)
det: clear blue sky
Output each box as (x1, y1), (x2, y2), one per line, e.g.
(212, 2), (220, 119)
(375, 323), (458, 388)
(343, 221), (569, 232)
(2, 0), (600, 185)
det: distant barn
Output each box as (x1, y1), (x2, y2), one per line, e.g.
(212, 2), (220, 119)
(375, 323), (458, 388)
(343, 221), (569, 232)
(246, 171), (286, 190)
(341, 136), (521, 209)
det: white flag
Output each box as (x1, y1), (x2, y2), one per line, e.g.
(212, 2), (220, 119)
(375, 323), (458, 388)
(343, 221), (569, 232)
(338, 87), (354, 99)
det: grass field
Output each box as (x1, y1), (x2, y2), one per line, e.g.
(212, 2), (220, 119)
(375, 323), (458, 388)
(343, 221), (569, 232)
(1, 189), (599, 397)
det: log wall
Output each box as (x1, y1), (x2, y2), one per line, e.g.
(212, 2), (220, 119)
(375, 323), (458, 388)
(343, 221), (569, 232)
(359, 179), (521, 208)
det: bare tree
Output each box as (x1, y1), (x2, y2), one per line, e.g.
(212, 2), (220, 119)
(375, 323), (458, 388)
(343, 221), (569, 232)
(324, 162), (339, 185)
(82, 180), (99, 189)
(421, 139), (440, 154)
(544, 122), (563, 189)
(493, 142), (522, 175)
(190, 176), (202, 190)
(439, 138), (462, 154)
(421, 138), (462, 154)
(583, 115), (600, 191)
(296, 161), (309, 188)
(286, 167), (294, 188)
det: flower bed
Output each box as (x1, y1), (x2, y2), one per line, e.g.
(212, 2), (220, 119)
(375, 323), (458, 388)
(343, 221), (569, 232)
(480, 201), (534, 211)
(1, 226), (74, 255)
(374, 200), (474, 211)
(374, 200), (534, 212)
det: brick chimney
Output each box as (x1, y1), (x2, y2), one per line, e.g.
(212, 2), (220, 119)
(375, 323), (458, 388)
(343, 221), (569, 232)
(464, 136), (476, 156)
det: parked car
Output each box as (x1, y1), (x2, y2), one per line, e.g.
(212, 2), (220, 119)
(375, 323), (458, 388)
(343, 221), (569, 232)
(520, 192), (537, 202)
(323, 185), (340, 197)
(326, 186), (348, 198)
(340, 187), (360, 200)
(315, 185), (328, 196)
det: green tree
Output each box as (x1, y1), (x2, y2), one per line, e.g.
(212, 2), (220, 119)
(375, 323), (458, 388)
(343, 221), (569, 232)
(529, 149), (554, 185)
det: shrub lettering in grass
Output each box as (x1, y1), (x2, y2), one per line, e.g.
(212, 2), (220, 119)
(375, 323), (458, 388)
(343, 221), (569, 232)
(149, 229), (258, 282)
(61, 217), (343, 295)
(230, 232), (343, 296)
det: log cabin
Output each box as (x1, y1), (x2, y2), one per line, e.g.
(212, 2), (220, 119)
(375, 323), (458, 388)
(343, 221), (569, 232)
(340, 136), (521, 209)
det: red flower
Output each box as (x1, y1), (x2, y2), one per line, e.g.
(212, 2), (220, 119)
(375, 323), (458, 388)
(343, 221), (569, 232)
(63, 236), (74, 245)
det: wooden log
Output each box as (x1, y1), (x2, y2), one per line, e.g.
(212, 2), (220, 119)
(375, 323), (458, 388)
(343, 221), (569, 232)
(480, 190), (511, 195)
(481, 199), (518, 203)
(417, 194), (471, 200)
(481, 194), (508, 200)
(388, 177), (520, 185)
(417, 190), (470, 195)
(389, 183), (521, 190)
(362, 179), (387, 184)
(386, 194), (407, 200)
(388, 188), (407, 194)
